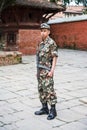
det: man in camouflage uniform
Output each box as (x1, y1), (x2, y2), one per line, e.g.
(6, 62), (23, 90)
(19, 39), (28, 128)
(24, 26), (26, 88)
(35, 23), (58, 120)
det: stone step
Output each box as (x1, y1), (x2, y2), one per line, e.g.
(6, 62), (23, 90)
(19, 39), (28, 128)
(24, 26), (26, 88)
(0, 51), (22, 66)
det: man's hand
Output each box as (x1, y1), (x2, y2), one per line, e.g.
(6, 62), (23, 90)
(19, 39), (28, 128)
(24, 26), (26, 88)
(47, 56), (57, 77)
(47, 70), (54, 77)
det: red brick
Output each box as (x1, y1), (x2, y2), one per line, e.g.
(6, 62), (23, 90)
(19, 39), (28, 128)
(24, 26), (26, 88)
(50, 20), (87, 50)
(18, 29), (41, 55)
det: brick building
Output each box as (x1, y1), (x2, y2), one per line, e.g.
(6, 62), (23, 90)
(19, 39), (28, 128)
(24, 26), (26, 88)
(48, 15), (87, 50)
(51, 5), (84, 19)
(64, 5), (84, 17)
(0, 0), (64, 55)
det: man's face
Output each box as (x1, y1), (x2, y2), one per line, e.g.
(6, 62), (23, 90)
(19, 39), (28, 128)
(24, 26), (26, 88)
(41, 29), (50, 41)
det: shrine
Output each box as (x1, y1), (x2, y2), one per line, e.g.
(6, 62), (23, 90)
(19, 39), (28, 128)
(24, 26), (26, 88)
(0, 0), (65, 55)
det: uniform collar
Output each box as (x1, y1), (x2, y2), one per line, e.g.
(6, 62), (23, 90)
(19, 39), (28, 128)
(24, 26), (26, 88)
(43, 36), (50, 44)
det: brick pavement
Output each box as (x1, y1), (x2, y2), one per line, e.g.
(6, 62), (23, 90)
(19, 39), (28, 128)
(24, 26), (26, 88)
(0, 49), (87, 130)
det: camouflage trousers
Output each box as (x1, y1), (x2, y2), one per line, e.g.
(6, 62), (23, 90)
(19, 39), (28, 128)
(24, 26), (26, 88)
(37, 68), (57, 105)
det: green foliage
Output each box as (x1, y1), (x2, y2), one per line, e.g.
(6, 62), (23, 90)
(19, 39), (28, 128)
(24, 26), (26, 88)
(63, 0), (69, 5)
(0, 42), (5, 50)
(50, 0), (87, 6)
(50, 0), (59, 2)
(75, 0), (82, 4)
(50, 0), (55, 2)
(83, 8), (87, 14)
(75, 0), (87, 6)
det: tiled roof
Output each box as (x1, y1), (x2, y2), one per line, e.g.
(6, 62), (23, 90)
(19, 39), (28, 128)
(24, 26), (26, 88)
(15, 0), (65, 12)
(50, 5), (84, 20)
(64, 6), (84, 14)
(48, 14), (87, 24)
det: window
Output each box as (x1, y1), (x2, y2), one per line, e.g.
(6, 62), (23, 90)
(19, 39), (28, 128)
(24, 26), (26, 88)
(7, 32), (16, 45)
(29, 13), (32, 19)
(0, 33), (2, 41)
(0, 32), (5, 50)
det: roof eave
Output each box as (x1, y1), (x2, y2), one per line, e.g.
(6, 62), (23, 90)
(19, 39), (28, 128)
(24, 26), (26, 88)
(15, 0), (65, 13)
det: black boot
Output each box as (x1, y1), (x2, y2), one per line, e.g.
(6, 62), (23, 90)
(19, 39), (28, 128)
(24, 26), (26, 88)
(35, 103), (49, 115)
(47, 104), (57, 120)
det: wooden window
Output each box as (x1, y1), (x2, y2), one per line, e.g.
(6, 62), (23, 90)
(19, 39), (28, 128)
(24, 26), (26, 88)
(0, 32), (5, 50)
(0, 33), (2, 41)
(29, 13), (32, 20)
(7, 32), (16, 45)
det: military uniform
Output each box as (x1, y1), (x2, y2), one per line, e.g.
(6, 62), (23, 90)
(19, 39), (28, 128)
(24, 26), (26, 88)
(37, 36), (58, 105)
(35, 23), (58, 120)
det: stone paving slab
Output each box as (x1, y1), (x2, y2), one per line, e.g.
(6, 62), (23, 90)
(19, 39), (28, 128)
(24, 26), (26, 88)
(57, 109), (85, 123)
(0, 49), (87, 130)
(79, 118), (87, 126)
(59, 121), (87, 130)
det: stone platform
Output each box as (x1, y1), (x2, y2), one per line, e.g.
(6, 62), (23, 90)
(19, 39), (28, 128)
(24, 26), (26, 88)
(0, 51), (22, 66)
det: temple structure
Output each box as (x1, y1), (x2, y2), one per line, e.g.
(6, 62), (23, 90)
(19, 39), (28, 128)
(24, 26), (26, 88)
(0, 0), (65, 54)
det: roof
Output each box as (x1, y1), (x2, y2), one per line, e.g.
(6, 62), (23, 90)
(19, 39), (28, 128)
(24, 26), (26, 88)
(64, 5), (84, 15)
(48, 14), (87, 24)
(15, 0), (65, 13)
(64, 10), (83, 14)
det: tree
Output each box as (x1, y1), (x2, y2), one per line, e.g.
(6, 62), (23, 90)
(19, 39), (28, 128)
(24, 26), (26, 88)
(75, 0), (87, 6)
(50, 0), (87, 6)
(83, 0), (87, 6)
(0, 0), (16, 22)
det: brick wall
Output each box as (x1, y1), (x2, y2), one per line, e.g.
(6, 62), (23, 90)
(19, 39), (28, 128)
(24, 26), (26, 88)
(18, 29), (41, 55)
(17, 20), (87, 55)
(50, 20), (87, 50)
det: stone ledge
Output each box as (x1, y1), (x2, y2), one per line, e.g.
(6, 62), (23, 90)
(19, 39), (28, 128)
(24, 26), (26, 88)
(0, 51), (22, 66)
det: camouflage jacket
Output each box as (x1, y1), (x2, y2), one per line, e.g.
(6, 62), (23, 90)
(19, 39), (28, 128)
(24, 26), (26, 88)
(36, 36), (58, 70)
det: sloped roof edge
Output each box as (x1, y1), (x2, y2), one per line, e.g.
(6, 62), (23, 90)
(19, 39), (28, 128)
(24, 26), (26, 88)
(48, 15), (87, 24)
(15, 0), (65, 12)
